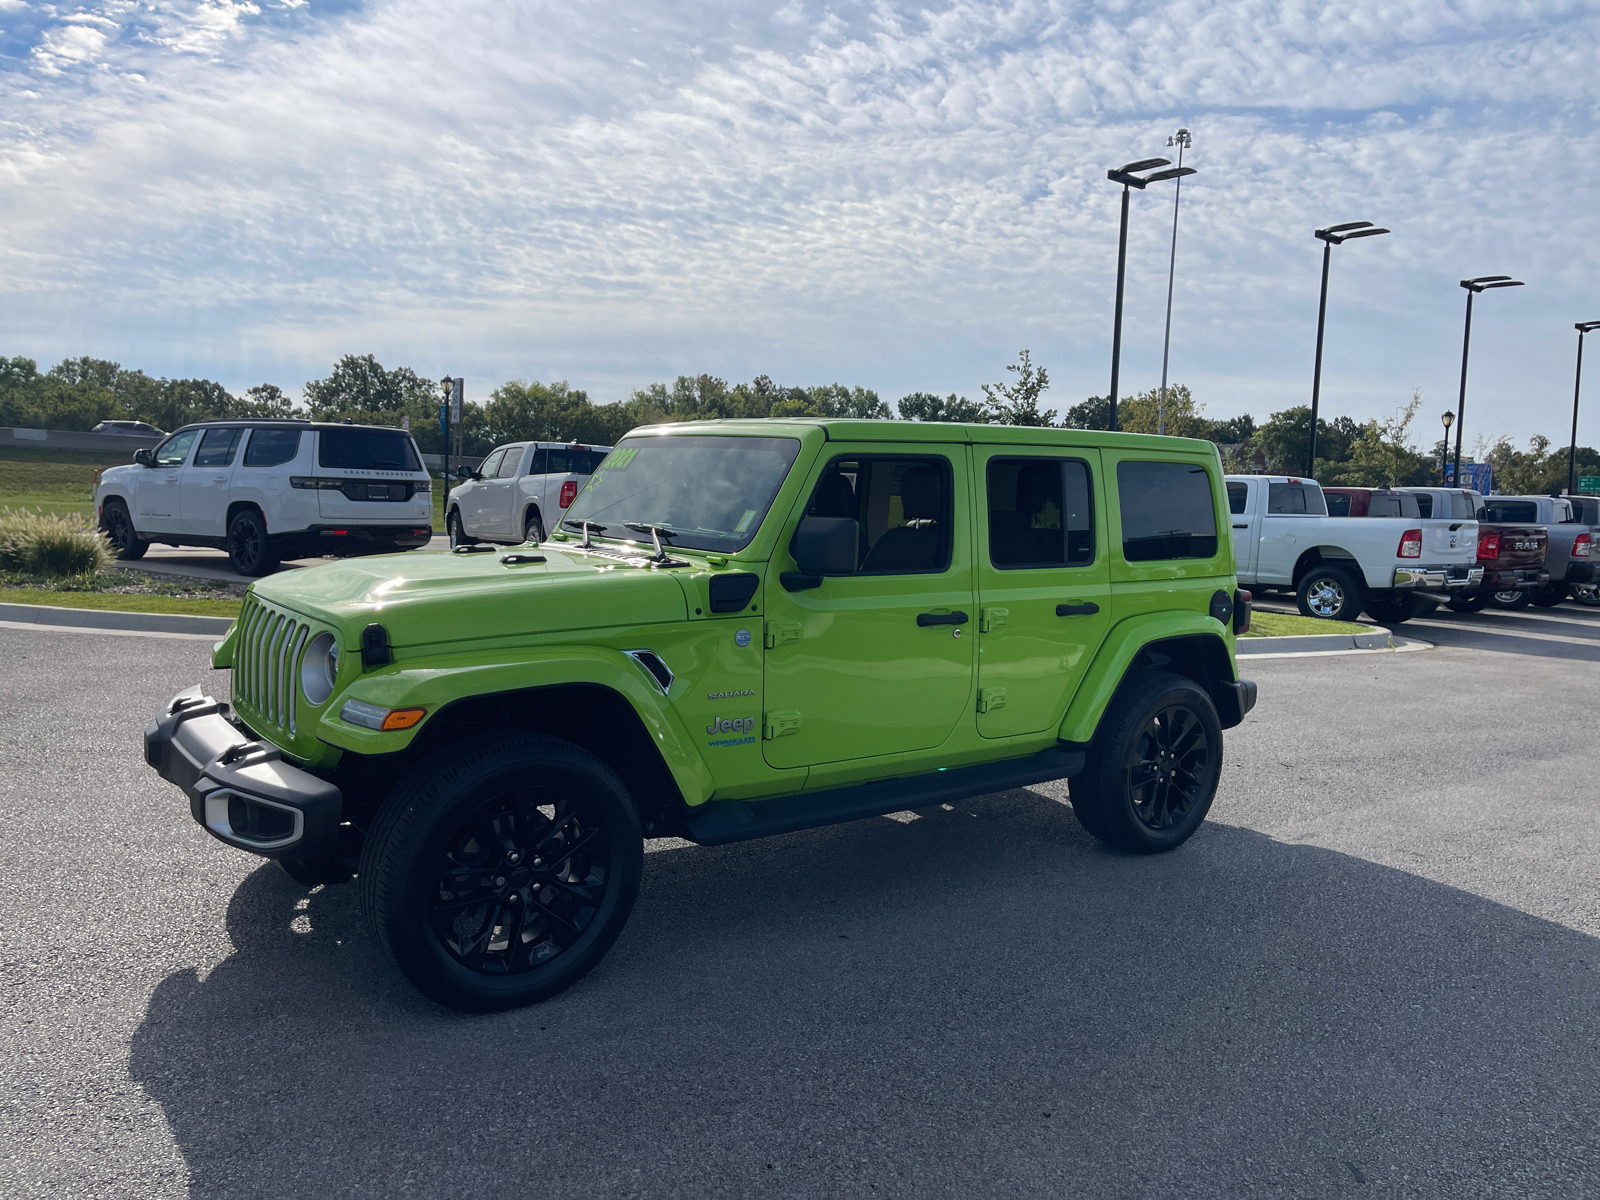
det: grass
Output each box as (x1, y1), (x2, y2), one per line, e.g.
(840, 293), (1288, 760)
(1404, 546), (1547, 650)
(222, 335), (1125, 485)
(0, 588), (242, 617)
(0, 447), (128, 521)
(1244, 611), (1373, 638)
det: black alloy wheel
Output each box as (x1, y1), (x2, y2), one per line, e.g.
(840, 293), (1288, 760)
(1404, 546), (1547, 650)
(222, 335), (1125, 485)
(1070, 670), (1222, 854)
(523, 512), (546, 544)
(227, 508), (279, 576)
(102, 500), (148, 560)
(1573, 583), (1600, 607)
(446, 509), (467, 549)
(360, 734), (643, 1011)
(1490, 588), (1533, 610)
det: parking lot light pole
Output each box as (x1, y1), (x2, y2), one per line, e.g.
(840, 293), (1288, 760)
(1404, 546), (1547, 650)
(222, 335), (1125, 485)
(1440, 410), (1455, 485)
(1105, 156), (1196, 431)
(1452, 277), (1525, 485)
(1571, 322), (1600, 497)
(1308, 221), (1390, 475)
(1158, 128), (1193, 436)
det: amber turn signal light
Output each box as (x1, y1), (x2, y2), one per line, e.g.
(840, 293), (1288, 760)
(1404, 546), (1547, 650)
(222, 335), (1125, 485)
(380, 708), (426, 731)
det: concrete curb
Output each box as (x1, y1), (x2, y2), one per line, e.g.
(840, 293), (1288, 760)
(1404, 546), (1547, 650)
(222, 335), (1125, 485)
(1237, 626), (1395, 655)
(0, 602), (235, 636)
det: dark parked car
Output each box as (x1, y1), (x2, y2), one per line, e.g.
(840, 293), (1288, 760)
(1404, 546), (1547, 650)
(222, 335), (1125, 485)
(92, 420), (166, 437)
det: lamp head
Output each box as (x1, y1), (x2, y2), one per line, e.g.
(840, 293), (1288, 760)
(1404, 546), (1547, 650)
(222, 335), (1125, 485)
(1441, 411), (1455, 430)
(1576, 321), (1600, 333)
(1316, 221), (1388, 245)
(1107, 157), (1172, 189)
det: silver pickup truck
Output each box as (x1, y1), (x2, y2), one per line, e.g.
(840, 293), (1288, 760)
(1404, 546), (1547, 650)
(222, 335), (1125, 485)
(1480, 494), (1596, 607)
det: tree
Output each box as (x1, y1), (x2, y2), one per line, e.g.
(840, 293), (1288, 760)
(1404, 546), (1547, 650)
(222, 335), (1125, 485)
(1485, 434), (1600, 495)
(484, 380), (595, 444)
(1117, 385), (1211, 438)
(897, 392), (989, 422)
(236, 384), (296, 418)
(981, 350), (1052, 426)
(304, 354), (438, 417)
(1250, 406), (1360, 476)
(1059, 395), (1112, 431)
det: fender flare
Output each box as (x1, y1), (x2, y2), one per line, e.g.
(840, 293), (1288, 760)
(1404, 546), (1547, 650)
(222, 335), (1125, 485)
(1059, 612), (1237, 744)
(315, 645), (717, 807)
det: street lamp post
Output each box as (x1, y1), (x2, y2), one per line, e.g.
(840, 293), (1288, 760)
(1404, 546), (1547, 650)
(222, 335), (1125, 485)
(1157, 128), (1193, 436)
(1571, 321), (1600, 497)
(1440, 410), (1455, 485)
(1105, 156), (1197, 431)
(1307, 221), (1390, 475)
(1451, 276), (1525, 485)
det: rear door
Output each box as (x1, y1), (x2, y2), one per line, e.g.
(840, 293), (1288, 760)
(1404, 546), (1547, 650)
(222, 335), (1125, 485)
(313, 427), (433, 529)
(180, 427), (243, 536)
(974, 446), (1110, 738)
(1256, 480), (1324, 584)
(1226, 479), (1257, 577)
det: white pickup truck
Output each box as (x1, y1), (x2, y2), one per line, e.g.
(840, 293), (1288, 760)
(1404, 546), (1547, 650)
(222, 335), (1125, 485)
(444, 440), (611, 546)
(1225, 475), (1483, 623)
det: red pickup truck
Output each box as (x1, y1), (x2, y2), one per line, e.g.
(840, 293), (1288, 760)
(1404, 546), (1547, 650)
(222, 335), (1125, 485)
(1450, 493), (1548, 613)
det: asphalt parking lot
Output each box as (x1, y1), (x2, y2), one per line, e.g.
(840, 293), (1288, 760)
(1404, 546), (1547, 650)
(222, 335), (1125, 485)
(2, 607), (1598, 1198)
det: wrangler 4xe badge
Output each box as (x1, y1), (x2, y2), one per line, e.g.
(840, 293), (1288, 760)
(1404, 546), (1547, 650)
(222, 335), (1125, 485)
(706, 715), (757, 748)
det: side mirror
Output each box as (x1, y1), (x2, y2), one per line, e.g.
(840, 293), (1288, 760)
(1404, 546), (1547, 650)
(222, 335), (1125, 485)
(455, 466), (480, 480)
(133, 448), (153, 467)
(783, 517), (858, 591)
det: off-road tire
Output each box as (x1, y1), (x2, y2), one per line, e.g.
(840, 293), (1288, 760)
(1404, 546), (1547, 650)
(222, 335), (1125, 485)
(523, 511), (546, 544)
(446, 509), (467, 550)
(358, 734), (643, 1012)
(1363, 595), (1431, 626)
(1296, 563), (1365, 622)
(1447, 592), (1491, 613)
(1490, 588), (1533, 610)
(1069, 670), (1223, 854)
(227, 508), (279, 576)
(1529, 583), (1569, 608)
(101, 498), (149, 561)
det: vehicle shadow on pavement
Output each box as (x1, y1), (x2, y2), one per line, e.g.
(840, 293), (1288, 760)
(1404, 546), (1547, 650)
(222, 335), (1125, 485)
(129, 788), (1600, 1198)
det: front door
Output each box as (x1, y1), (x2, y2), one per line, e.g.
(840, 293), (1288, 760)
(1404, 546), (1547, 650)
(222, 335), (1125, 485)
(180, 427), (243, 536)
(134, 429), (199, 534)
(974, 448), (1111, 738)
(459, 447), (506, 537)
(762, 447), (976, 770)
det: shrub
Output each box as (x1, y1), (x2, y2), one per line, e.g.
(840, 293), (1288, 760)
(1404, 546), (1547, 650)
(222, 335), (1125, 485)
(0, 507), (110, 577)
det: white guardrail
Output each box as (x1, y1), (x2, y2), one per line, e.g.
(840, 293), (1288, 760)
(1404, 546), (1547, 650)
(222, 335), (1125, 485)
(3, 426), (481, 473)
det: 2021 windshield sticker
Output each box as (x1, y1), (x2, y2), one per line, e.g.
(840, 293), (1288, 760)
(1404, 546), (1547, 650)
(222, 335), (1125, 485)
(707, 715), (757, 747)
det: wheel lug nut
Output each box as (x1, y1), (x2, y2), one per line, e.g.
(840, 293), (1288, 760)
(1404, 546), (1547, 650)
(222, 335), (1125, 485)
(495, 876), (506, 887)
(533, 858), (543, 867)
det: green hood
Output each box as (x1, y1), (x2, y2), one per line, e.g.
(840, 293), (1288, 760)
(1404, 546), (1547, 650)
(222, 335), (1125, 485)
(248, 546), (689, 648)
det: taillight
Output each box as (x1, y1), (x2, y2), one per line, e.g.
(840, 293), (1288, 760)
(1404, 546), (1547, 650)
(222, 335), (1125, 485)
(1397, 529), (1422, 558)
(1479, 532), (1500, 560)
(1233, 588), (1252, 635)
(559, 480), (578, 508)
(1575, 532), (1592, 558)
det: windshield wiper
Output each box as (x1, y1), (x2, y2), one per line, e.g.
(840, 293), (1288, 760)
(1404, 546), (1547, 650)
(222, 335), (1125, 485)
(561, 518), (608, 547)
(623, 522), (677, 561)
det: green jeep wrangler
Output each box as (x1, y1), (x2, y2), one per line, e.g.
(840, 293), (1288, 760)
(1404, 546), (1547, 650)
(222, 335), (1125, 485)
(145, 420), (1256, 1011)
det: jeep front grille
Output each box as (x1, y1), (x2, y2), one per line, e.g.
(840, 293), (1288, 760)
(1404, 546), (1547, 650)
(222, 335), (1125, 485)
(232, 597), (312, 736)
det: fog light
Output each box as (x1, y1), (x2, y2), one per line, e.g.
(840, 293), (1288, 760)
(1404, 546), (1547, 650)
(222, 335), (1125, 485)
(340, 699), (425, 731)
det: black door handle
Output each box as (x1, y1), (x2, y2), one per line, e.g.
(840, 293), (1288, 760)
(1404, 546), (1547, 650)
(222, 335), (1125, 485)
(1232, 523), (1249, 529)
(916, 611), (969, 626)
(1056, 602), (1101, 617)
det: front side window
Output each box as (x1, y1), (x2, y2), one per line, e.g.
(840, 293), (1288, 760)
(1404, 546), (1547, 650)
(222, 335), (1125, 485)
(1481, 499), (1539, 523)
(1413, 493), (1435, 518)
(987, 458), (1093, 568)
(1226, 481), (1248, 515)
(477, 449), (507, 479)
(242, 429), (301, 467)
(801, 455), (954, 574)
(193, 427), (242, 468)
(317, 428), (422, 471)
(153, 429), (199, 467)
(1116, 461), (1219, 562)
(564, 434), (803, 553)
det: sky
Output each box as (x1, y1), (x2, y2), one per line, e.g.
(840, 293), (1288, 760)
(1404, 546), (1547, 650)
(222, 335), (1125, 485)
(2, 0), (1598, 449)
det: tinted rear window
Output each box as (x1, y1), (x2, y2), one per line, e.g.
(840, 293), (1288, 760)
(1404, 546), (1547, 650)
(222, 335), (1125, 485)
(1116, 461), (1219, 562)
(540, 448), (607, 475)
(1481, 500), (1539, 523)
(1368, 492), (1421, 519)
(241, 428), (301, 467)
(1226, 482), (1248, 515)
(317, 428), (421, 471)
(1452, 492), (1476, 520)
(1325, 492), (1351, 516)
(1412, 493), (1434, 517)
(1268, 483), (1326, 515)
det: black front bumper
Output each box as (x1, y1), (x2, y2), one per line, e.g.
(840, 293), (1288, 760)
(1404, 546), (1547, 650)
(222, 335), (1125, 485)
(144, 687), (343, 860)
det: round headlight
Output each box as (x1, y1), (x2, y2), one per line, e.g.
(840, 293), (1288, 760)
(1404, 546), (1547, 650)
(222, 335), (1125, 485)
(300, 632), (340, 706)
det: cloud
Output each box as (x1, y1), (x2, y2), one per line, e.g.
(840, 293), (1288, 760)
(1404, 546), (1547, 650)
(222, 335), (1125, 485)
(0, 0), (1597, 442)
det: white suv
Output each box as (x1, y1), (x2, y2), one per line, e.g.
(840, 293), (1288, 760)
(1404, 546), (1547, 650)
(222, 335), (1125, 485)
(95, 421), (435, 576)
(445, 441), (610, 546)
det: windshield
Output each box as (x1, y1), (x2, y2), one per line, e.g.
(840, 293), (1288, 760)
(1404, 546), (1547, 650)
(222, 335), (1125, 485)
(563, 434), (803, 553)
